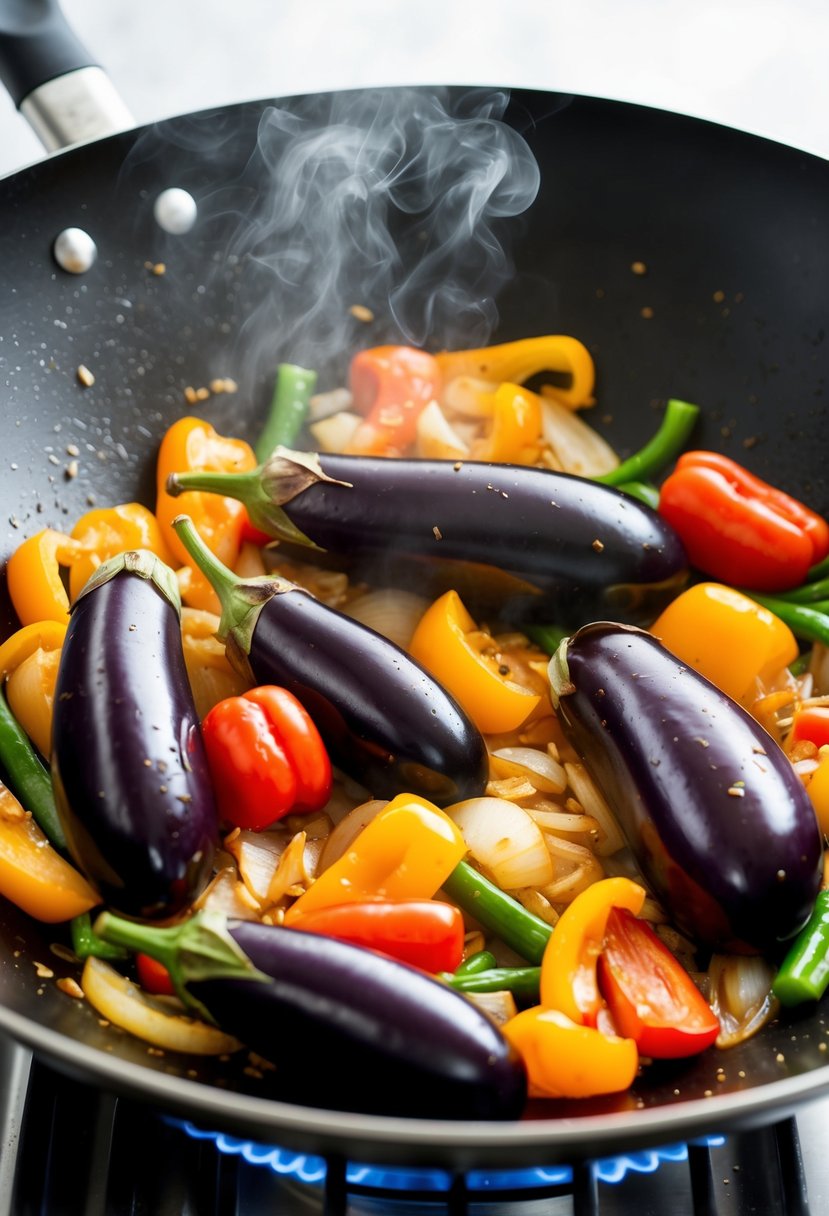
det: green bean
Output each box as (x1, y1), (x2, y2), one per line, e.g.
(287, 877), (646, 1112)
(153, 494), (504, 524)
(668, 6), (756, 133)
(444, 966), (541, 1002)
(746, 595), (829, 649)
(773, 891), (829, 1006)
(0, 685), (65, 849)
(524, 624), (568, 656)
(442, 861), (552, 964)
(615, 480), (661, 510)
(453, 950), (497, 977)
(255, 363), (318, 461)
(596, 398), (699, 487)
(771, 577), (829, 605)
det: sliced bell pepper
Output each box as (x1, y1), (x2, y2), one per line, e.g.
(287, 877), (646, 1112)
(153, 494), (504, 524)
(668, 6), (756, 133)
(804, 751), (829, 836)
(791, 706), (829, 750)
(502, 1007), (638, 1099)
(0, 620), (67, 679)
(201, 685), (332, 832)
(597, 907), (719, 1058)
(658, 451), (829, 592)
(68, 502), (175, 602)
(650, 582), (798, 704)
(539, 876), (645, 1026)
(283, 793), (467, 925)
(289, 898), (465, 972)
(156, 416), (257, 610)
(435, 335), (595, 409)
(472, 383), (542, 464)
(6, 530), (89, 626)
(136, 952), (177, 996)
(344, 346), (441, 456)
(0, 621), (67, 759)
(409, 589), (541, 734)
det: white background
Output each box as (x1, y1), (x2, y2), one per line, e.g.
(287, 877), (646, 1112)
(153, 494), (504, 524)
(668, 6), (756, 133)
(0, 0), (827, 175)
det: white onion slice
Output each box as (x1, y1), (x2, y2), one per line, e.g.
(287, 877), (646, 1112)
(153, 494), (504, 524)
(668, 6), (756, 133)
(446, 797), (554, 890)
(462, 989), (518, 1027)
(540, 397), (620, 477)
(415, 400), (470, 459)
(345, 588), (430, 649)
(225, 829), (292, 905)
(442, 375), (498, 417)
(193, 867), (262, 921)
(708, 953), (779, 1049)
(563, 762), (625, 856)
(309, 410), (362, 452)
(491, 747), (567, 794)
(317, 799), (388, 873)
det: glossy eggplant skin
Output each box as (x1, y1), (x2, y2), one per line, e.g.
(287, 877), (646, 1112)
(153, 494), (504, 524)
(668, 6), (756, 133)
(190, 920), (527, 1120)
(552, 623), (823, 953)
(279, 455), (688, 627)
(51, 564), (217, 920)
(245, 587), (488, 806)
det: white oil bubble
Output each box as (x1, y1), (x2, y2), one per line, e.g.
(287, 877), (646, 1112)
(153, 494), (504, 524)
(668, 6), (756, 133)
(153, 188), (198, 235)
(53, 228), (97, 274)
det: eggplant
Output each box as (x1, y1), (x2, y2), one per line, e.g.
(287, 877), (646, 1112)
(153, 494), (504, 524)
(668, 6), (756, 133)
(51, 552), (218, 920)
(548, 622), (823, 953)
(95, 909), (528, 1121)
(167, 450), (689, 627)
(174, 515), (488, 806)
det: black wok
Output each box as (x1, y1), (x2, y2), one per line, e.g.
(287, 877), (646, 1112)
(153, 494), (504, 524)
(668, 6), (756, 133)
(0, 3), (829, 1172)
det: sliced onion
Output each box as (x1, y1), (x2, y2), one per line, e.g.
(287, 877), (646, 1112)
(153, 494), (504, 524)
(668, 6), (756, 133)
(563, 762), (625, 856)
(707, 953), (779, 1049)
(540, 835), (604, 904)
(81, 957), (243, 1056)
(442, 375), (498, 417)
(512, 886), (560, 927)
(266, 831), (311, 905)
(809, 643), (829, 696)
(462, 989), (518, 1027)
(309, 410), (362, 452)
(225, 829), (293, 905)
(540, 396), (620, 477)
(308, 387), (353, 421)
(491, 747), (567, 794)
(415, 399), (470, 460)
(345, 588), (430, 649)
(446, 797), (554, 890)
(192, 866), (262, 921)
(317, 799), (388, 873)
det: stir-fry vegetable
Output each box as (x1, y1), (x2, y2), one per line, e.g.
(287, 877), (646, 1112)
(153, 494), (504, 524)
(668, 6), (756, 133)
(346, 345), (441, 456)
(291, 898), (465, 972)
(773, 891), (829, 1006)
(256, 363), (318, 460)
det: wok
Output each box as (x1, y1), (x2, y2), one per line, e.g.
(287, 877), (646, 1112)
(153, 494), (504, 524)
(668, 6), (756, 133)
(0, 0), (828, 1172)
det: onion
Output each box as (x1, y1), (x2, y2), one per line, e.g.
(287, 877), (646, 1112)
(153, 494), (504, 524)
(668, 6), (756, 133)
(81, 957), (243, 1056)
(415, 400), (470, 460)
(462, 990), (518, 1027)
(192, 867), (262, 921)
(317, 799), (388, 873)
(540, 835), (604, 904)
(512, 886), (560, 927)
(442, 375), (498, 418)
(224, 829), (293, 905)
(345, 588), (430, 649)
(563, 762), (625, 856)
(446, 797), (554, 890)
(707, 953), (779, 1049)
(308, 387), (353, 421)
(309, 410), (362, 452)
(266, 831), (311, 905)
(491, 747), (567, 794)
(181, 608), (251, 718)
(540, 396), (620, 477)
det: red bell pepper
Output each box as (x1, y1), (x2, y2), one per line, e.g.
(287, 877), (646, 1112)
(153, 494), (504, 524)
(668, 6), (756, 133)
(345, 346), (441, 456)
(136, 952), (176, 996)
(597, 907), (720, 1059)
(290, 899), (465, 972)
(791, 705), (829, 749)
(658, 451), (829, 592)
(201, 685), (332, 831)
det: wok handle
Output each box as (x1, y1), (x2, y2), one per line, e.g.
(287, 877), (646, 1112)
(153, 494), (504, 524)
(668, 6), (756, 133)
(0, 0), (133, 151)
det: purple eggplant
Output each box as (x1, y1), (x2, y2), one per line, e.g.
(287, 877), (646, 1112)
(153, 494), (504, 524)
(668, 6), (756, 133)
(95, 909), (527, 1121)
(173, 515), (488, 806)
(548, 622), (823, 953)
(166, 450), (688, 627)
(51, 551), (217, 920)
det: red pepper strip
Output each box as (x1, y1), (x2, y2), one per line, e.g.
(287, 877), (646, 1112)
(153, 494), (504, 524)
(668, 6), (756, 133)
(201, 686), (332, 831)
(345, 346), (441, 456)
(658, 451), (829, 592)
(791, 706), (829, 749)
(597, 907), (719, 1059)
(290, 899), (465, 973)
(136, 952), (176, 996)
(239, 513), (273, 548)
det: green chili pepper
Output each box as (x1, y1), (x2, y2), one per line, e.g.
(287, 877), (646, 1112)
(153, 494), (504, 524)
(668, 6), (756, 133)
(442, 861), (552, 964)
(772, 577), (829, 605)
(524, 624), (568, 656)
(773, 891), (829, 1006)
(745, 595), (829, 649)
(454, 950), (497, 978)
(807, 555), (829, 583)
(616, 480), (661, 509)
(0, 685), (65, 850)
(444, 965), (541, 1002)
(596, 398), (700, 487)
(255, 363), (318, 461)
(71, 912), (128, 961)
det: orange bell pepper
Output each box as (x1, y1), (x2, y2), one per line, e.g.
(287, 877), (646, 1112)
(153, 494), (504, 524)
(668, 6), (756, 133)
(0, 780), (98, 922)
(283, 793), (466, 925)
(472, 383), (542, 464)
(805, 751), (829, 837)
(408, 590), (541, 734)
(0, 621), (67, 679)
(345, 346), (441, 457)
(6, 530), (89, 626)
(651, 583), (798, 705)
(435, 335), (595, 409)
(69, 503), (174, 602)
(156, 417), (257, 611)
(502, 1007), (638, 1099)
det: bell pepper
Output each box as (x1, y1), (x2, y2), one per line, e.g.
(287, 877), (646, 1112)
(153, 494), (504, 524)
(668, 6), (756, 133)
(201, 685), (332, 832)
(435, 335), (595, 409)
(409, 589), (541, 734)
(791, 706), (829, 749)
(658, 451), (829, 592)
(472, 383), (542, 464)
(6, 530), (89, 626)
(289, 898), (465, 972)
(502, 1006), (638, 1099)
(0, 621), (67, 759)
(804, 751), (829, 836)
(597, 907), (720, 1058)
(136, 951), (177, 996)
(0, 620), (66, 680)
(344, 346), (441, 457)
(650, 582), (798, 704)
(156, 416), (257, 610)
(283, 793), (467, 925)
(68, 502), (174, 602)
(0, 779), (98, 922)
(539, 876), (645, 1026)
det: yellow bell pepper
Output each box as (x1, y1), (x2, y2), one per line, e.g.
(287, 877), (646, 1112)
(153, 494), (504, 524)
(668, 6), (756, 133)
(502, 1007), (638, 1099)
(435, 335), (595, 409)
(539, 876), (645, 1025)
(472, 383), (542, 464)
(650, 583), (798, 705)
(156, 417), (257, 612)
(6, 530), (89, 626)
(0, 621), (68, 758)
(409, 590), (541, 734)
(0, 620), (66, 679)
(69, 502), (174, 602)
(805, 751), (829, 837)
(0, 780), (98, 922)
(283, 793), (467, 924)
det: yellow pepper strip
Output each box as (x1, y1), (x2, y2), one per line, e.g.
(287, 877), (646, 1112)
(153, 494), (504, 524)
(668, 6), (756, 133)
(6, 530), (89, 626)
(472, 383), (542, 464)
(539, 876), (645, 1026)
(502, 1007), (638, 1099)
(409, 590), (541, 734)
(805, 752), (829, 837)
(283, 793), (467, 925)
(0, 620), (66, 679)
(69, 503), (175, 602)
(435, 336), (595, 409)
(156, 417), (257, 612)
(7, 648), (61, 759)
(0, 780), (98, 922)
(650, 583), (798, 705)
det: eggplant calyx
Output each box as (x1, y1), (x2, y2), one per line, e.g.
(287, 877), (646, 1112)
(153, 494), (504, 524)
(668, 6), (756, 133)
(74, 549), (182, 616)
(547, 636), (575, 709)
(93, 908), (268, 1024)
